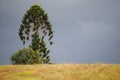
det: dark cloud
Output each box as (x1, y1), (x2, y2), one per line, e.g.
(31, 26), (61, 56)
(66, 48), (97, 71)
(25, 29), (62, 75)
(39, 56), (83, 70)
(0, 0), (120, 64)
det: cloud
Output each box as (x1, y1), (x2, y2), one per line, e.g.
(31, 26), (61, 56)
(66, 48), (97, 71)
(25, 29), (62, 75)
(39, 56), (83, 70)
(51, 20), (120, 63)
(0, 0), (120, 64)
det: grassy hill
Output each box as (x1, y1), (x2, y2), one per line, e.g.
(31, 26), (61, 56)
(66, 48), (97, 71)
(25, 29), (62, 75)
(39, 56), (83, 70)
(0, 64), (120, 80)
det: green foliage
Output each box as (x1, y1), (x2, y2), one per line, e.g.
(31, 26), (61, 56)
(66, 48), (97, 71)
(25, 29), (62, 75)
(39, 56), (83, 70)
(17, 4), (54, 64)
(18, 4), (53, 45)
(11, 47), (42, 64)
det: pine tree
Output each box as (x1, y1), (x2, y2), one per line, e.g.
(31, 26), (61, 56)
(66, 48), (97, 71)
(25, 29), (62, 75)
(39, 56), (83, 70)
(18, 4), (53, 64)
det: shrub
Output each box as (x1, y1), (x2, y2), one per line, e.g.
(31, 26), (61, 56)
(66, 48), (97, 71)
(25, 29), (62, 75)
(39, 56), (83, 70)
(11, 47), (42, 64)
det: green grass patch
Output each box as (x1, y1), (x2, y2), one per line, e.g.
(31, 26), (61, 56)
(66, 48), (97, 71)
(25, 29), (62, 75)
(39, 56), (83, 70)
(16, 71), (35, 76)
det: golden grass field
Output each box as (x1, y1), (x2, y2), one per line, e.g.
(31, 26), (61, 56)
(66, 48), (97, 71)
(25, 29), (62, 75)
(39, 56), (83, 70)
(0, 64), (120, 80)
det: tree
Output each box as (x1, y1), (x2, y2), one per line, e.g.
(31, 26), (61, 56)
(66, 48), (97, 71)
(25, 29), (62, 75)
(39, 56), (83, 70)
(18, 4), (53, 64)
(11, 47), (42, 64)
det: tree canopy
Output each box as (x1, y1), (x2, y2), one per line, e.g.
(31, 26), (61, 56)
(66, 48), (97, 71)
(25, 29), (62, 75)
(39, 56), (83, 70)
(17, 4), (54, 64)
(11, 47), (42, 64)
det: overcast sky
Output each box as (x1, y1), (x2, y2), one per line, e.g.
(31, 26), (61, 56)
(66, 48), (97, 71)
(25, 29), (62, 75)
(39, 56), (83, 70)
(0, 0), (120, 65)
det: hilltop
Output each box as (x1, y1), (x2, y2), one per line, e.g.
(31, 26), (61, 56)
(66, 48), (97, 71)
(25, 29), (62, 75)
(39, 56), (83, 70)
(0, 64), (120, 80)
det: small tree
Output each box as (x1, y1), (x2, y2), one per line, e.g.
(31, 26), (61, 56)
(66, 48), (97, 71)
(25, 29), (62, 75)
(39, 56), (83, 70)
(18, 4), (53, 64)
(11, 47), (42, 64)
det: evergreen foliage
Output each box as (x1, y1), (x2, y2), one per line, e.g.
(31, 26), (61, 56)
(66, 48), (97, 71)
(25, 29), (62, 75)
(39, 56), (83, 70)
(17, 4), (53, 64)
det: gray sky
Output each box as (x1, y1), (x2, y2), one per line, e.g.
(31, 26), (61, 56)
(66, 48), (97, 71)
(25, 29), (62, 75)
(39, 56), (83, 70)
(0, 0), (120, 64)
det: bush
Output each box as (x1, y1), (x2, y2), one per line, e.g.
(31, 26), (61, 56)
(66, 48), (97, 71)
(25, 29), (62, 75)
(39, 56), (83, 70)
(11, 47), (42, 64)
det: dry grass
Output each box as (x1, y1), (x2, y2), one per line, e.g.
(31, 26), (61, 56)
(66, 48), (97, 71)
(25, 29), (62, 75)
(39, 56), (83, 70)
(0, 64), (120, 80)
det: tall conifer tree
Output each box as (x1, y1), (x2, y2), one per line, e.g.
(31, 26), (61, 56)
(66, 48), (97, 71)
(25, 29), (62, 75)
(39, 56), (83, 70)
(18, 4), (53, 64)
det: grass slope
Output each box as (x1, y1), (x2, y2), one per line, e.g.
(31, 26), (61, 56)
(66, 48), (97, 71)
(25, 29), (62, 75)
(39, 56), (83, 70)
(0, 64), (120, 80)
